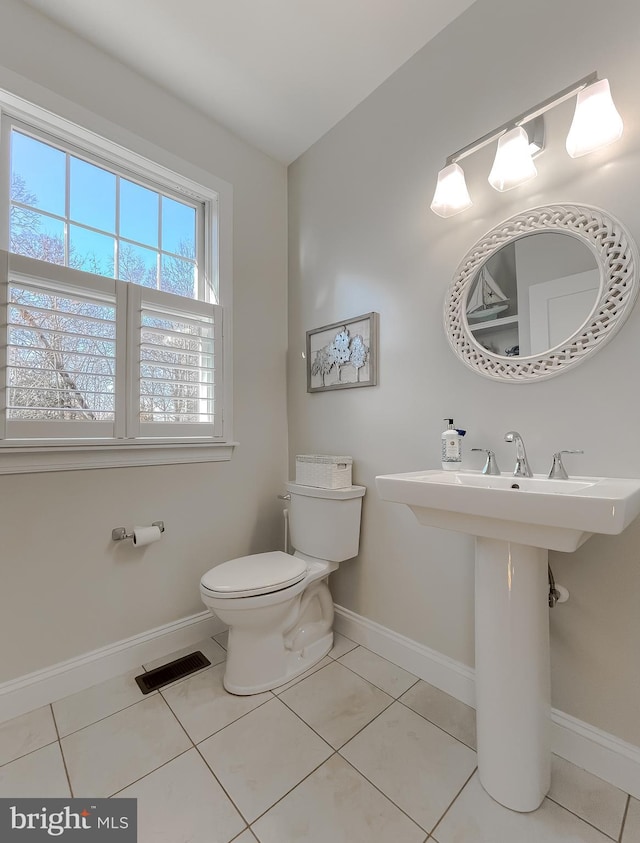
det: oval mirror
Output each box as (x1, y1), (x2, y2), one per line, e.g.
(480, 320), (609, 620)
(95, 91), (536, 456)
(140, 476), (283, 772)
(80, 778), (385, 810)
(444, 205), (639, 382)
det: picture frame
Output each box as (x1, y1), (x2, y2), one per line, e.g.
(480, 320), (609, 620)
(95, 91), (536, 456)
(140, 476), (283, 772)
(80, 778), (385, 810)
(306, 312), (379, 393)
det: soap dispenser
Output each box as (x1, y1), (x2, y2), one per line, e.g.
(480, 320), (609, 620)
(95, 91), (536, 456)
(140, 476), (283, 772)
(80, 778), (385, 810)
(441, 418), (465, 471)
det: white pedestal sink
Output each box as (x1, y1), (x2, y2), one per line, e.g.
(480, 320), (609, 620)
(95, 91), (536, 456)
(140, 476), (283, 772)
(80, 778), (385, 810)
(375, 469), (640, 812)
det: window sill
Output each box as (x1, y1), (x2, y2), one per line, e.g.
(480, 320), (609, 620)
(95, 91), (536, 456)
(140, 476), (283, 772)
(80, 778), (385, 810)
(0, 440), (238, 474)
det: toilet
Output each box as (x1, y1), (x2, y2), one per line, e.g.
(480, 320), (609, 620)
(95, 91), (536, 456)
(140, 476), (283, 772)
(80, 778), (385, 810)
(200, 481), (366, 694)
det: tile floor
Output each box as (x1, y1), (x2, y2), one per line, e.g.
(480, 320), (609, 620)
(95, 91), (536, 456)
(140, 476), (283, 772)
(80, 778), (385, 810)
(0, 630), (638, 842)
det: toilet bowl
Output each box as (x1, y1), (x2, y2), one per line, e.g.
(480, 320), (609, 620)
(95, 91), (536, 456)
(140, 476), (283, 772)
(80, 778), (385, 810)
(200, 482), (366, 694)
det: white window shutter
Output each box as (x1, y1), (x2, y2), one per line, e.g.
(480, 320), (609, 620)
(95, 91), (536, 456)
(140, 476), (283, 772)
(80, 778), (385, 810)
(3, 253), (119, 440)
(127, 283), (222, 440)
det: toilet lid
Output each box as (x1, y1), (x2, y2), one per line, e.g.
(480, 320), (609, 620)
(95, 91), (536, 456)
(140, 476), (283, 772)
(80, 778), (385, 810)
(200, 551), (307, 598)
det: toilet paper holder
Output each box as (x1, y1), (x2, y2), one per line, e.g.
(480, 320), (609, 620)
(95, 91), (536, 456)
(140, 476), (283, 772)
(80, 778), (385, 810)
(112, 521), (165, 542)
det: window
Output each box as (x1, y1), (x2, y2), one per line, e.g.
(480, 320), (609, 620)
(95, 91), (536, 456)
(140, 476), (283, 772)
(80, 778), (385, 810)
(0, 92), (233, 471)
(9, 128), (201, 299)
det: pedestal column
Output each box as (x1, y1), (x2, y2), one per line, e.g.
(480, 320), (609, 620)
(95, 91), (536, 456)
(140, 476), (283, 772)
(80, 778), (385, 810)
(474, 537), (551, 812)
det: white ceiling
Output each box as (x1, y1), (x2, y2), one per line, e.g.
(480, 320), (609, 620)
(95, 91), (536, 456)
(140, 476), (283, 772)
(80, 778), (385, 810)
(20, 0), (476, 164)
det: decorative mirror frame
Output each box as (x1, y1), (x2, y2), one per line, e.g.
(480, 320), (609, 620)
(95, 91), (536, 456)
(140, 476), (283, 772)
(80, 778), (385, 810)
(444, 204), (639, 382)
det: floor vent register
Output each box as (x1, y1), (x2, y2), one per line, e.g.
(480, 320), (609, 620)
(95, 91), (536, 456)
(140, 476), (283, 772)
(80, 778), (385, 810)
(135, 651), (211, 694)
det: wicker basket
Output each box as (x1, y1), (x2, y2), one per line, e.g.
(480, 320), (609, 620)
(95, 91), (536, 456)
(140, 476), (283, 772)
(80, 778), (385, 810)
(295, 455), (353, 489)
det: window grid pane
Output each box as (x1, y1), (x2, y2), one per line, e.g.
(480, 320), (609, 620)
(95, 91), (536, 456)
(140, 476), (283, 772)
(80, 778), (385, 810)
(9, 129), (202, 301)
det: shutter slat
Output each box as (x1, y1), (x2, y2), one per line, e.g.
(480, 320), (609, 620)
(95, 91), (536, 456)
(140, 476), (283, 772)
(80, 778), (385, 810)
(7, 280), (117, 426)
(140, 376), (215, 389)
(9, 302), (115, 326)
(140, 325), (214, 343)
(8, 364), (114, 380)
(9, 344), (116, 363)
(9, 324), (116, 344)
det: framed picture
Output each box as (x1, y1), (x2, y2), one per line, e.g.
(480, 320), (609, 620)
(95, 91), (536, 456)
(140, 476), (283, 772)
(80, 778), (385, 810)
(306, 312), (378, 393)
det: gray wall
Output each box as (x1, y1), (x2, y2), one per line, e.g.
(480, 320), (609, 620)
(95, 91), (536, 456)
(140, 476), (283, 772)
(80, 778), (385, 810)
(288, 0), (640, 746)
(0, 0), (288, 682)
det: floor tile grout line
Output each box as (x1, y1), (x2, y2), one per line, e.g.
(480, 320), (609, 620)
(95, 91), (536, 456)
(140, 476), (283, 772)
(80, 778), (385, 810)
(274, 658), (399, 751)
(55, 690), (160, 741)
(21, 634), (350, 761)
(394, 695), (477, 752)
(146, 683), (252, 831)
(194, 741), (254, 829)
(212, 634), (228, 651)
(102, 688), (252, 836)
(618, 794), (630, 842)
(332, 694), (398, 750)
(238, 751), (339, 828)
(0, 736), (59, 770)
(335, 653), (420, 699)
(281, 657), (396, 710)
(271, 658), (334, 695)
(49, 703), (75, 798)
(152, 655), (227, 694)
(157, 686), (201, 748)
(7, 639), (633, 841)
(48, 655), (225, 743)
(269, 693), (347, 754)
(277, 635), (635, 840)
(55, 687), (160, 742)
(162, 690), (275, 747)
(108, 746), (194, 799)
(328, 633), (358, 653)
(545, 793), (622, 841)
(243, 687), (431, 825)
(336, 641), (419, 673)
(156, 663), (224, 698)
(276, 662), (425, 756)
(337, 751), (434, 835)
(102, 693), (228, 802)
(428, 766), (478, 837)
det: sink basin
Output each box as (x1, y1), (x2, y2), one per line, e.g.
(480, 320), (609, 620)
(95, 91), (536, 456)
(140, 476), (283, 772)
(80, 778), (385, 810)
(376, 467), (640, 812)
(376, 469), (640, 551)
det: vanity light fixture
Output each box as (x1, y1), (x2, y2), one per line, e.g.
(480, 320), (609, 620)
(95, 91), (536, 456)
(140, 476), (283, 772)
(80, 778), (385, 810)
(430, 162), (473, 218)
(487, 126), (537, 192)
(566, 78), (623, 157)
(430, 72), (623, 217)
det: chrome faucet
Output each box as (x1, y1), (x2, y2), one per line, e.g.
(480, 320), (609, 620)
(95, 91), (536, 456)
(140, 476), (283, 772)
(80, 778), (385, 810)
(471, 448), (501, 475)
(548, 450), (584, 479)
(504, 431), (533, 478)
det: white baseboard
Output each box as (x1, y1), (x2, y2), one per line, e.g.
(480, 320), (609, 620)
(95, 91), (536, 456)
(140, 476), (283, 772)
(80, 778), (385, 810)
(334, 604), (640, 800)
(0, 610), (225, 724)
(334, 604), (476, 707)
(551, 710), (640, 799)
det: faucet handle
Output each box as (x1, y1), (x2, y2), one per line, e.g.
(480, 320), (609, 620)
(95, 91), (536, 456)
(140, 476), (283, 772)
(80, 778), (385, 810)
(548, 450), (584, 480)
(471, 448), (501, 476)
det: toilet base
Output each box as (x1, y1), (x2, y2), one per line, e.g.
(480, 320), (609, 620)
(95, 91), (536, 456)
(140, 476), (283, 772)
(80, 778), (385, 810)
(223, 632), (333, 695)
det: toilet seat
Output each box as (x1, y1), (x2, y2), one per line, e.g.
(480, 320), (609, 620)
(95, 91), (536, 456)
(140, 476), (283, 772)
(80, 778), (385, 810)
(200, 551), (307, 599)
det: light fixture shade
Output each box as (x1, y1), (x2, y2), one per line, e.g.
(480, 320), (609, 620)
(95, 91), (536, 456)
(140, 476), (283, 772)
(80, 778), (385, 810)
(430, 163), (472, 218)
(488, 127), (537, 192)
(566, 78), (623, 158)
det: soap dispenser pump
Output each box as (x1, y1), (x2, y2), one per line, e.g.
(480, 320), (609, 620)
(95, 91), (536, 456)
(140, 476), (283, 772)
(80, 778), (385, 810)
(441, 418), (465, 471)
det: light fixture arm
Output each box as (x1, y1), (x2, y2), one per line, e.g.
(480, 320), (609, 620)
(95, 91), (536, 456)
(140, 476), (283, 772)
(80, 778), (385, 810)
(446, 72), (599, 166)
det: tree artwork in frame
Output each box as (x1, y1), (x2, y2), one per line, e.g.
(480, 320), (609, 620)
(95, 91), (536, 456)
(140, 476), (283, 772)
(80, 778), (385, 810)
(306, 312), (379, 392)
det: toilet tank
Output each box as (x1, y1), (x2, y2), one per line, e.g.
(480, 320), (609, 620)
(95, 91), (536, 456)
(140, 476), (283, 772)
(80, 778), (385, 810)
(285, 482), (366, 562)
